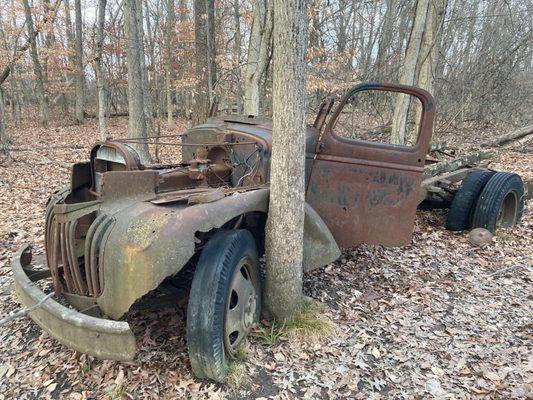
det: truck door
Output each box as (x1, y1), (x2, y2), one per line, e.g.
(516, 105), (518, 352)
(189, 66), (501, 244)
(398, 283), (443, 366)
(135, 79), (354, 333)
(306, 83), (435, 248)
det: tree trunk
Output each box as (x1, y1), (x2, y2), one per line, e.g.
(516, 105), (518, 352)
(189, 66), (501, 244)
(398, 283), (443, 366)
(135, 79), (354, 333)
(375, 0), (395, 80)
(137, 0), (155, 138)
(192, 0), (217, 125)
(264, 0), (307, 319)
(95, 0), (107, 139)
(0, 89), (9, 158)
(165, 0), (175, 128)
(125, 0), (150, 162)
(74, 0), (85, 124)
(22, 0), (50, 128)
(233, 0), (243, 114)
(391, 0), (430, 145)
(243, 0), (273, 116)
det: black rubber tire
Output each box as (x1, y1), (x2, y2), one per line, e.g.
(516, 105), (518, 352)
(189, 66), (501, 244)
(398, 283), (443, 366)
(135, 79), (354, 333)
(472, 172), (525, 233)
(445, 170), (495, 231)
(186, 229), (261, 382)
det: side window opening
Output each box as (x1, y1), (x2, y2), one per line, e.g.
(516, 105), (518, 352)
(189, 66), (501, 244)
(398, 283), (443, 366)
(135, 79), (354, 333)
(333, 90), (423, 147)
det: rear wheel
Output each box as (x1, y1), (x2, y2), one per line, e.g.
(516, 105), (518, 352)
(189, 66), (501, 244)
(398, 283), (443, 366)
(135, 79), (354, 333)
(445, 170), (495, 232)
(186, 229), (261, 382)
(472, 172), (525, 232)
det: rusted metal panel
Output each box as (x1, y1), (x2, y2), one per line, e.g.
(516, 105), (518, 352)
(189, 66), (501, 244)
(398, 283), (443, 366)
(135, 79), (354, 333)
(306, 83), (436, 248)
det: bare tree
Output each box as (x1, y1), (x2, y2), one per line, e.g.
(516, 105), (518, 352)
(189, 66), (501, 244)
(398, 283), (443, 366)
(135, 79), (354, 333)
(95, 0), (107, 139)
(165, 0), (175, 128)
(243, 0), (273, 116)
(192, 0), (216, 125)
(232, 0), (243, 113)
(124, 0), (150, 161)
(391, 0), (430, 144)
(74, 0), (85, 123)
(22, 0), (50, 127)
(264, 0), (308, 319)
(0, 88), (8, 158)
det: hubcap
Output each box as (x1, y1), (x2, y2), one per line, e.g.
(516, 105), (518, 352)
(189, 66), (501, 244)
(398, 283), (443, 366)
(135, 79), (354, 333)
(224, 258), (258, 357)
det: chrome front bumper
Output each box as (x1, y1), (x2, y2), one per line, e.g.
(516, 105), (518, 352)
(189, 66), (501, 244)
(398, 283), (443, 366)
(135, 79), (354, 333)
(11, 244), (136, 361)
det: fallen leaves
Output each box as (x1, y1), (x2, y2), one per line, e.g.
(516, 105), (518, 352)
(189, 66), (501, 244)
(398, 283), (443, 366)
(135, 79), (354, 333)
(0, 117), (532, 398)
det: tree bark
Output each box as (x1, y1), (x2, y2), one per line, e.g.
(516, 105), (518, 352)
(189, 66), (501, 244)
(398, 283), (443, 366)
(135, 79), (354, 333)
(0, 89), (9, 157)
(192, 0), (216, 125)
(391, 0), (430, 145)
(74, 0), (85, 124)
(415, 0), (446, 135)
(375, 0), (396, 80)
(265, 0), (307, 319)
(125, 0), (150, 162)
(165, 0), (176, 128)
(233, 0), (243, 114)
(22, 0), (50, 128)
(243, 0), (273, 116)
(137, 0), (155, 138)
(95, 0), (107, 139)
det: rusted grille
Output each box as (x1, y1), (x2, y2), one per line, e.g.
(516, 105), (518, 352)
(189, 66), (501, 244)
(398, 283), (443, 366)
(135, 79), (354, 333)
(45, 194), (112, 298)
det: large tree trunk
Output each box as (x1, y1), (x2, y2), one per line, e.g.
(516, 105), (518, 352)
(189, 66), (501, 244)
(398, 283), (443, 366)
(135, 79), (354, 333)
(391, 0), (430, 144)
(416, 0), (446, 97)
(74, 0), (85, 124)
(22, 0), (50, 128)
(95, 0), (107, 139)
(125, 0), (150, 162)
(165, 0), (175, 128)
(264, 0), (307, 319)
(192, 0), (216, 125)
(243, 0), (273, 116)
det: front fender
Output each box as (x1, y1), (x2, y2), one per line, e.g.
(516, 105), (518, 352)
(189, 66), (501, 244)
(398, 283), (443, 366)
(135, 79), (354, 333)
(98, 188), (270, 318)
(98, 187), (340, 319)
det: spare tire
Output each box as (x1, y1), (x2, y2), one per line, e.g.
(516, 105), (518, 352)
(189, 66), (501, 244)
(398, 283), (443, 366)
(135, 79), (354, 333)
(472, 172), (525, 232)
(445, 170), (495, 231)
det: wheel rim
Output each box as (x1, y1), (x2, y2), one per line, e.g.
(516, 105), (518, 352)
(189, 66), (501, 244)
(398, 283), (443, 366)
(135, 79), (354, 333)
(224, 257), (258, 357)
(497, 190), (518, 228)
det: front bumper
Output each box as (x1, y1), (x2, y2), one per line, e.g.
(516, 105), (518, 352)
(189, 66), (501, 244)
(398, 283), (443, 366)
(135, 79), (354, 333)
(11, 244), (136, 361)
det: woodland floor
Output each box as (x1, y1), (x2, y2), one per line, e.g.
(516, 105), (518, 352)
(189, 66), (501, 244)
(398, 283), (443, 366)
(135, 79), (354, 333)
(0, 116), (532, 399)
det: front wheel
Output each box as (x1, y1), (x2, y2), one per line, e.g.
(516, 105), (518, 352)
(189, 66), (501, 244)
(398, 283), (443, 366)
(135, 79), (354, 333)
(186, 229), (261, 382)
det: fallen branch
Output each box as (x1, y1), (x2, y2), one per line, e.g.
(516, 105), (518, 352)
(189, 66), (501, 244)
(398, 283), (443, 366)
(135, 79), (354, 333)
(481, 125), (533, 148)
(489, 264), (532, 276)
(424, 150), (493, 177)
(7, 144), (86, 152)
(0, 292), (54, 326)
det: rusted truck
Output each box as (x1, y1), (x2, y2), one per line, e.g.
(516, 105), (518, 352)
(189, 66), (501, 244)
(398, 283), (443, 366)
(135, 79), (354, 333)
(11, 83), (525, 382)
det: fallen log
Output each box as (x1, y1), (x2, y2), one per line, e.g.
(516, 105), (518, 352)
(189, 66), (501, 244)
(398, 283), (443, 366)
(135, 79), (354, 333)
(481, 125), (533, 147)
(424, 150), (493, 177)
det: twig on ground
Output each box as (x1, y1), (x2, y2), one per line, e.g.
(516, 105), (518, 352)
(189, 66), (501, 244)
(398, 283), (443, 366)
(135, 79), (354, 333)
(0, 292), (54, 326)
(490, 264), (532, 276)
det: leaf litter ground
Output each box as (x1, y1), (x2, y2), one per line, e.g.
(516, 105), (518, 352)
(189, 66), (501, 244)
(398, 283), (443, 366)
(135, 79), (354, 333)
(0, 118), (531, 399)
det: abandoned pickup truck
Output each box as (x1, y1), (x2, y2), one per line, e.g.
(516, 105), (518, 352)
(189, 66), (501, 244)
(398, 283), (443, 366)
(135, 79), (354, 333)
(11, 83), (525, 382)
